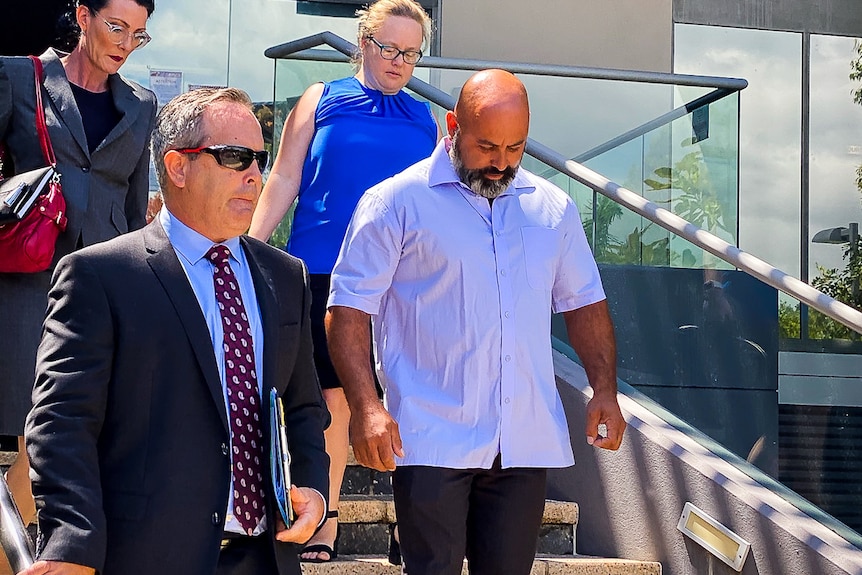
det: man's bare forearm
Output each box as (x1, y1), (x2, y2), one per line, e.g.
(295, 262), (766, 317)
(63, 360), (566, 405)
(563, 300), (617, 397)
(326, 305), (403, 469)
(325, 306), (379, 410)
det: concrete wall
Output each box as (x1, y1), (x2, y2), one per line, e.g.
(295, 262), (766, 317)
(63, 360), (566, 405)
(550, 349), (862, 575)
(438, 0), (673, 72)
(437, 0), (862, 72)
(674, 0), (862, 36)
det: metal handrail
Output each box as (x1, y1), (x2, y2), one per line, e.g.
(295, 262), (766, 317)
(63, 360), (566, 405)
(268, 43), (737, 179)
(264, 32), (749, 90)
(265, 32), (862, 335)
(0, 475), (34, 573)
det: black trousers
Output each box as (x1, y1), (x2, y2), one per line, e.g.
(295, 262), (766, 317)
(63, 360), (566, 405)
(392, 456), (547, 575)
(216, 535), (278, 575)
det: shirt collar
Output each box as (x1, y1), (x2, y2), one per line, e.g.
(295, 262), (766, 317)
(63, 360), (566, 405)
(428, 137), (535, 197)
(159, 207), (244, 267)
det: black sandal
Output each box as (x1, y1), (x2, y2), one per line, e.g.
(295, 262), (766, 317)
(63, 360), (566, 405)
(300, 510), (338, 563)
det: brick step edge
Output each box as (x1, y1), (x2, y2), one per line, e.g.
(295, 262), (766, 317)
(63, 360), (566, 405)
(339, 496), (578, 526)
(338, 521), (574, 556)
(301, 554), (662, 575)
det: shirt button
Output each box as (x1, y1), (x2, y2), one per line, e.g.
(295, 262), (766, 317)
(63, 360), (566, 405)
(212, 512), (221, 525)
(505, 311), (511, 318)
(500, 269), (507, 276)
(505, 397), (511, 404)
(221, 443), (229, 456)
(505, 355), (511, 362)
(81, 166), (90, 173)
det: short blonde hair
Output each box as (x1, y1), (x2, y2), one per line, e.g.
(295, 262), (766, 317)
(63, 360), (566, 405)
(356, 0), (432, 57)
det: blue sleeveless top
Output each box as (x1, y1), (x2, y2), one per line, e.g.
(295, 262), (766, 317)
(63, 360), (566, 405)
(287, 76), (438, 273)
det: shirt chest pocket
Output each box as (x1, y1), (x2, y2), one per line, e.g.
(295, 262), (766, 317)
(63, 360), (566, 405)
(521, 226), (559, 291)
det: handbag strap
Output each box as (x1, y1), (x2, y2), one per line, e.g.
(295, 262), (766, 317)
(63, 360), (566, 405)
(28, 56), (57, 168)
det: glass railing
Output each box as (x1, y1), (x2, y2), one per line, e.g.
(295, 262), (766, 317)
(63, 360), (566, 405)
(273, 57), (741, 268)
(538, 91), (739, 269)
(268, 40), (861, 543)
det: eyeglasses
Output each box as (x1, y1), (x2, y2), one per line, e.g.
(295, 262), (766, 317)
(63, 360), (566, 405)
(173, 145), (269, 173)
(367, 37), (423, 65)
(94, 11), (151, 50)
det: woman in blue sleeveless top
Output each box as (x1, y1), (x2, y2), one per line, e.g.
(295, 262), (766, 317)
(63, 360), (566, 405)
(248, 0), (439, 563)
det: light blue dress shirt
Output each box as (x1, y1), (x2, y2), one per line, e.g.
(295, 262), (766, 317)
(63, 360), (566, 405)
(158, 208), (266, 535)
(329, 139), (606, 470)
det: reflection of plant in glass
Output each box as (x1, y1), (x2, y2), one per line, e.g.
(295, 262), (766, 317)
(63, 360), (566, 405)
(268, 204), (295, 250)
(588, 134), (729, 267)
(644, 137), (729, 236)
(778, 299), (856, 340)
(607, 225), (671, 265)
(812, 238), (862, 310)
(778, 300), (800, 339)
(808, 236), (862, 339)
(582, 194), (622, 259)
(788, 43), (862, 339)
(853, 40), (862, 215)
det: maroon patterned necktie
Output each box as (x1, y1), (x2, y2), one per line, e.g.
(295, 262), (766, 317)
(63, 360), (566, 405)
(207, 244), (266, 535)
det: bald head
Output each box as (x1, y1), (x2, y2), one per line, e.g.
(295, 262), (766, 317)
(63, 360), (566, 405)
(446, 69), (530, 199)
(454, 69), (529, 130)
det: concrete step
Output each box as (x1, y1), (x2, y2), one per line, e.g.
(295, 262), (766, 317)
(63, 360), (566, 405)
(0, 451), (15, 468)
(339, 496), (578, 525)
(342, 447), (392, 496)
(300, 554), (662, 575)
(336, 495), (577, 556)
(4, 452), (657, 573)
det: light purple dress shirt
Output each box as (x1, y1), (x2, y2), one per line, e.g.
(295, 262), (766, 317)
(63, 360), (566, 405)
(329, 139), (606, 469)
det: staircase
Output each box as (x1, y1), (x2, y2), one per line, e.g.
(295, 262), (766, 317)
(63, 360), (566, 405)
(303, 448), (662, 574)
(1, 448), (662, 574)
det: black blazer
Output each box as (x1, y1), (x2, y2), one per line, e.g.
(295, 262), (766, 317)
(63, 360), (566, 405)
(25, 221), (330, 575)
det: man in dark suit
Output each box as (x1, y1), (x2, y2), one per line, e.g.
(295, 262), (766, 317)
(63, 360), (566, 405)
(20, 87), (329, 575)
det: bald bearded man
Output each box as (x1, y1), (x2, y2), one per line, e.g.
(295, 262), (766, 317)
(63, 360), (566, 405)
(327, 69), (626, 575)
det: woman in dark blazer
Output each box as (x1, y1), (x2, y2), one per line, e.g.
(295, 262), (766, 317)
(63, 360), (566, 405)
(0, 0), (156, 528)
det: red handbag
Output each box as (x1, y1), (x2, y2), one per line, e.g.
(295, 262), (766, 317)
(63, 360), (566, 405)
(0, 56), (67, 274)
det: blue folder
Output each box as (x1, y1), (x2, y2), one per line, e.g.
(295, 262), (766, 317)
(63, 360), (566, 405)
(269, 387), (294, 527)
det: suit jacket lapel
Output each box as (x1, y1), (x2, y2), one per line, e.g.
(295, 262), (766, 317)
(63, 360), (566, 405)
(98, 74), (141, 152)
(144, 221), (228, 430)
(241, 237), (280, 399)
(39, 49), (89, 159)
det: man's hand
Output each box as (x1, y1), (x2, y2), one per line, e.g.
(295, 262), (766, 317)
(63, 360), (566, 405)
(350, 401), (403, 472)
(17, 561), (95, 575)
(326, 305), (404, 471)
(584, 391), (626, 451)
(275, 486), (326, 544)
(562, 302), (626, 451)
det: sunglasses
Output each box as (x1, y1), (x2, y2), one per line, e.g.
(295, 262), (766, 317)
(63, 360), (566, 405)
(173, 145), (269, 172)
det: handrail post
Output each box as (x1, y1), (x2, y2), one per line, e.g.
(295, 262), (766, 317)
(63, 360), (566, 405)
(0, 474), (34, 574)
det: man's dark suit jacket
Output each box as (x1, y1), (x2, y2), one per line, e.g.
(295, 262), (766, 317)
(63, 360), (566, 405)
(25, 220), (330, 575)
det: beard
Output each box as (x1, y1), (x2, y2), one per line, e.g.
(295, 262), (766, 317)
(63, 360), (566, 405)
(449, 131), (518, 199)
